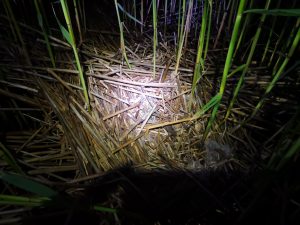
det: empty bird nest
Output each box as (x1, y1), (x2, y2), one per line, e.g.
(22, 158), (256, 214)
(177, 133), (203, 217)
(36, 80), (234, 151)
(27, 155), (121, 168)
(1, 31), (267, 177)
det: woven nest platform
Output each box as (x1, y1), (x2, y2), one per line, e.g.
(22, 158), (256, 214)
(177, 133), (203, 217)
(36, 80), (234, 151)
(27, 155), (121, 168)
(1, 30), (276, 178)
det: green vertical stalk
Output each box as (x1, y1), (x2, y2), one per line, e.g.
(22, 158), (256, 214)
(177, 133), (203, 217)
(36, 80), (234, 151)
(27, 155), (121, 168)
(60, 0), (89, 109)
(34, 0), (56, 68)
(267, 110), (300, 171)
(203, 0), (247, 139)
(204, 0), (212, 59)
(233, 0), (254, 59)
(261, 0), (281, 65)
(190, 0), (208, 103)
(267, 1), (297, 68)
(152, 0), (157, 78)
(174, 0), (186, 74)
(267, 19), (289, 68)
(260, 18), (276, 64)
(114, 0), (131, 68)
(179, 0), (186, 44)
(272, 20), (298, 74)
(251, 19), (300, 119)
(225, 0), (271, 120)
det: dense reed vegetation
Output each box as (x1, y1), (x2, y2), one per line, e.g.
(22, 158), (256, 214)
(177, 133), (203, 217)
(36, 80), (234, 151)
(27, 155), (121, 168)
(0, 0), (299, 224)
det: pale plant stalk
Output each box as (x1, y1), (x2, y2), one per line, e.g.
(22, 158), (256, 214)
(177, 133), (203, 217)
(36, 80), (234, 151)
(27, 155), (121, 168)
(272, 19), (298, 74)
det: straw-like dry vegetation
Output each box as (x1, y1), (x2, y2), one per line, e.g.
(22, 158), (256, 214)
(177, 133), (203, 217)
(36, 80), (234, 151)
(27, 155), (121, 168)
(0, 0), (299, 224)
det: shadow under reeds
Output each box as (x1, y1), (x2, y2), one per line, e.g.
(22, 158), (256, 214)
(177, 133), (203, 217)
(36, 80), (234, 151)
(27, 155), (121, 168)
(23, 161), (300, 225)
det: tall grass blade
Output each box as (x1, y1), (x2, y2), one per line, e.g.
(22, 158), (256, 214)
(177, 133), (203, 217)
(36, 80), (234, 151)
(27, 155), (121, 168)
(93, 204), (117, 213)
(190, 0), (208, 108)
(204, 0), (212, 59)
(114, 0), (131, 68)
(251, 19), (300, 119)
(203, 0), (247, 139)
(192, 94), (221, 120)
(174, 0), (186, 74)
(244, 9), (300, 17)
(260, 0), (282, 65)
(225, 0), (271, 120)
(268, 110), (300, 170)
(59, 0), (90, 110)
(0, 172), (58, 198)
(233, 0), (254, 58)
(272, 17), (299, 74)
(227, 64), (246, 78)
(276, 138), (300, 170)
(0, 194), (47, 207)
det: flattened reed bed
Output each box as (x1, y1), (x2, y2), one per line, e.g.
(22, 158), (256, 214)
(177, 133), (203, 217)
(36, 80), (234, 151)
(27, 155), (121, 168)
(1, 17), (298, 179)
(1, 32), (275, 177)
(0, 1), (299, 224)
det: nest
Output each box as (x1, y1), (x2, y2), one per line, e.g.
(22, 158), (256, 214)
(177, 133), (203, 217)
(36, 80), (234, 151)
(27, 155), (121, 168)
(36, 34), (243, 174)
(1, 26), (279, 178)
